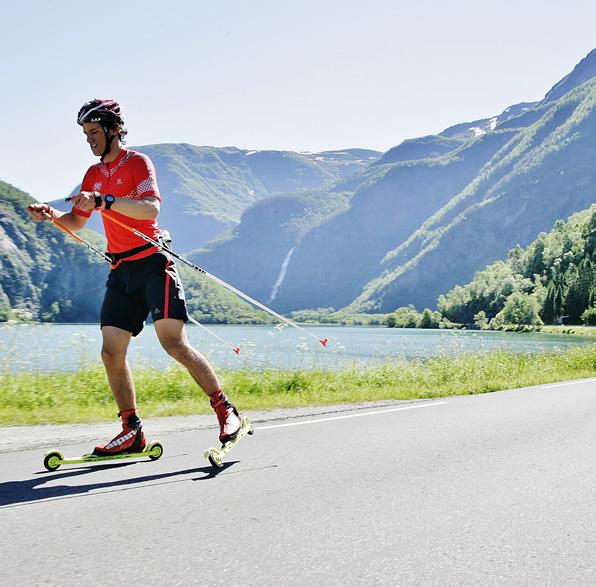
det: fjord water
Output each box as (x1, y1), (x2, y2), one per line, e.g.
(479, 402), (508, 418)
(0, 323), (592, 373)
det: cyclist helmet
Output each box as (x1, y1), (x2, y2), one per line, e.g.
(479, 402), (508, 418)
(77, 99), (124, 126)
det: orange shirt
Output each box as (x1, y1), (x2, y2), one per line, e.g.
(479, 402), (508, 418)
(74, 149), (162, 261)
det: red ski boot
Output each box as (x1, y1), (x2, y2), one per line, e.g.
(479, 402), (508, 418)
(92, 410), (146, 456)
(210, 389), (242, 444)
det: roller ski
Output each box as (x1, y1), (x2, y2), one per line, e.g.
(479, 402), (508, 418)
(205, 390), (254, 468)
(204, 417), (254, 468)
(43, 441), (164, 471)
(43, 409), (163, 471)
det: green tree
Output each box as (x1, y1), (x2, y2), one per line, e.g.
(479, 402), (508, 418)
(525, 235), (547, 277)
(473, 310), (488, 329)
(388, 305), (421, 328)
(577, 256), (594, 311)
(418, 308), (440, 329)
(581, 306), (596, 325)
(496, 292), (543, 326)
(563, 265), (588, 323)
(542, 282), (557, 324)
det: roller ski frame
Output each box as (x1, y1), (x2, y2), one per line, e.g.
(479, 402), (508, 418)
(43, 441), (164, 472)
(204, 417), (254, 468)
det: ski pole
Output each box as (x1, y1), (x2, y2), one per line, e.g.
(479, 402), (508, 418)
(51, 216), (113, 263)
(187, 316), (240, 355)
(46, 208), (242, 354)
(97, 209), (329, 347)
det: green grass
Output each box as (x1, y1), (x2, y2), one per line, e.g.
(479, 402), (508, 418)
(539, 325), (596, 337)
(1, 346), (594, 425)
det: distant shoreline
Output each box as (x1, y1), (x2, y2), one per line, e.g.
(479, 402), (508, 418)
(2, 320), (595, 338)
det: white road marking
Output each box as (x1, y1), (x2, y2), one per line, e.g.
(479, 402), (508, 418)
(540, 378), (596, 389)
(257, 401), (448, 431)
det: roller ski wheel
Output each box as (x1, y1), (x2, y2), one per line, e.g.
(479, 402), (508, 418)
(42, 440), (164, 472)
(204, 417), (254, 469)
(147, 441), (164, 461)
(43, 450), (64, 472)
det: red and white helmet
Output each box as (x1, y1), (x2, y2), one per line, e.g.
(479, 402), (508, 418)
(77, 99), (124, 126)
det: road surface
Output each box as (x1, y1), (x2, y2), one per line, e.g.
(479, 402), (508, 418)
(1, 379), (595, 586)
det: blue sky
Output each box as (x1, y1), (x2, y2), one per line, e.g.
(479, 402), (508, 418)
(1, 0), (595, 200)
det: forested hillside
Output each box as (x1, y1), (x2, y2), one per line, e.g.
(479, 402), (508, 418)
(436, 205), (595, 327)
(0, 180), (108, 322)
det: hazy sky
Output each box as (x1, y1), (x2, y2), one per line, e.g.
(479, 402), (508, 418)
(1, 0), (595, 200)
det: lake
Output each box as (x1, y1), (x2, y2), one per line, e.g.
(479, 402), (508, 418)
(0, 323), (592, 373)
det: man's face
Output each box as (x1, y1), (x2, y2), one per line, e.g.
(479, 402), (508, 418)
(82, 122), (117, 157)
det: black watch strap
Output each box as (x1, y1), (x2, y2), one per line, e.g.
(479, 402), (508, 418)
(94, 194), (103, 208)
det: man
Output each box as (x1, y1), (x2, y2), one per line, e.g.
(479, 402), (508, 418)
(27, 98), (242, 455)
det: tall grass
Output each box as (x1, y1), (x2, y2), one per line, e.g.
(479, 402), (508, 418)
(0, 346), (594, 425)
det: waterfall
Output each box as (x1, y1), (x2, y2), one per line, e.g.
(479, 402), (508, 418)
(267, 247), (295, 303)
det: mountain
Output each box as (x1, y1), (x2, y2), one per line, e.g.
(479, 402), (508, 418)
(544, 49), (596, 103)
(439, 101), (538, 139)
(192, 49), (596, 315)
(348, 78), (596, 312)
(189, 188), (353, 305)
(271, 129), (519, 311)
(50, 146), (379, 253)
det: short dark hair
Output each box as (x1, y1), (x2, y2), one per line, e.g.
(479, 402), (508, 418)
(105, 120), (128, 143)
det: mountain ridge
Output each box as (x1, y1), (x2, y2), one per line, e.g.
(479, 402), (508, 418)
(192, 49), (596, 315)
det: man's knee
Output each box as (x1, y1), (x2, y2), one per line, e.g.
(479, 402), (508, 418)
(161, 337), (190, 361)
(100, 327), (131, 367)
(101, 344), (127, 366)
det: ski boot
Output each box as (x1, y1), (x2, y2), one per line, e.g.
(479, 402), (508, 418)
(210, 389), (242, 444)
(205, 390), (254, 468)
(93, 410), (146, 456)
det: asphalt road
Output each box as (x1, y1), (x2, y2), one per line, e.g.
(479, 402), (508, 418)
(1, 378), (595, 586)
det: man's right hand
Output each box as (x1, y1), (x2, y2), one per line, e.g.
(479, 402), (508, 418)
(27, 203), (55, 222)
(69, 191), (100, 212)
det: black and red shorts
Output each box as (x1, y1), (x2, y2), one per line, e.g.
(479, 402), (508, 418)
(100, 252), (189, 336)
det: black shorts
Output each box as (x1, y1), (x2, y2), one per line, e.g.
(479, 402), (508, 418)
(100, 252), (189, 336)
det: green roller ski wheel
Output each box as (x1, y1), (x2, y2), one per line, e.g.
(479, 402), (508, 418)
(147, 441), (164, 461)
(43, 450), (64, 472)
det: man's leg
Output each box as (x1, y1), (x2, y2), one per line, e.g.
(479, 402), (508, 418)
(154, 318), (241, 442)
(101, 325), (136, 410)
(93, 325), (146, 455)
(154, 318), (220, 395)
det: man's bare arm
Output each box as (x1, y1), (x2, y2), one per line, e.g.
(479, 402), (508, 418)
(27, 203), (88, 231)
(68, 191), (160, 220)
(104, 195), (160, 220)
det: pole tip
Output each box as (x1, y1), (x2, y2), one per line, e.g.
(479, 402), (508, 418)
(320, 338), (329, 347)
(233, 347), (241, 355)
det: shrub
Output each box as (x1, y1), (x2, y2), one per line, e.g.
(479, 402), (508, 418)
(581, 306), (596, 325)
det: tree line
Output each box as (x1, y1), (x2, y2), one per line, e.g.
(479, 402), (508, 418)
(386, 205), (595, 329)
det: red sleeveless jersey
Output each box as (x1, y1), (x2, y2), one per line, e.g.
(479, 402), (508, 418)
(73, 149), (162, 261)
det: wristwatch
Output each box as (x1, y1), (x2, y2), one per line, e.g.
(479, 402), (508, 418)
(93, 193), (102, 208)
(104, 194), (116, 210)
